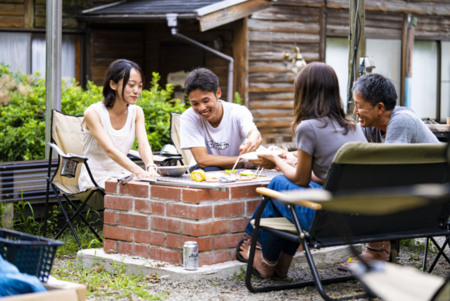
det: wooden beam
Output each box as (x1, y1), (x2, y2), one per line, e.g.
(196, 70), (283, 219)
(346, 0), (365, 114)
(199, 0), (271, 32)
(401, 14), (416, 107)
(24, 0), (34, 28)
(232, 18), (249, 105)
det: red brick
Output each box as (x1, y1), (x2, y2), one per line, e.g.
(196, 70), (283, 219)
(151, 217), (181, 233)
(247, 199), (260, 215)
(213, 233), (244, 250)
(150, 247), (181, 264)
(151, 185), (181, 201)
(214, 202), (245, 218)
(167, 203), (212, 220)
(134, 230), (165, 246)
(183, 220), (228, 236)
(103, 239), (118, 253)
(229, 218), (251, 233)
(104, 195), (133, 211)
(119, 242), (149, 258)
(105, 180), (118, 194)
(166, 234), (213, 251)
(182, 188), (228, 204)
(119, 213), (148, 229)
(119, 181), (149, 198)
(135, 199), (165, 215)
(199, 251), (229, 266)
(103, 210), (117, 225)
(230, 184), (265, 199)
(103, 225), (132, 241)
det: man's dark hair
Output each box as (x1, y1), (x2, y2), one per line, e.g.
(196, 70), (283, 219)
(184, 68), (219, 96)
(352, 73), (397, 110)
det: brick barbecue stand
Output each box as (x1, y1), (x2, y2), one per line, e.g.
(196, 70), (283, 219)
(103, 179), (270, 267)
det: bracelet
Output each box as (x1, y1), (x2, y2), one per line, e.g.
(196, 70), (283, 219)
(145, 163), (157, 172)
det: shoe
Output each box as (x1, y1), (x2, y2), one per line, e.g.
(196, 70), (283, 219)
(235, 238), (262, 263)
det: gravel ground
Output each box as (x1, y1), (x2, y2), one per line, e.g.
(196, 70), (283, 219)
(54, 241), (449, 301)
(147, 245), (449, 301)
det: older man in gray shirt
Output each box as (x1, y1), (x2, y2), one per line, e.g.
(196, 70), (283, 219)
(339, 73), (439, 270)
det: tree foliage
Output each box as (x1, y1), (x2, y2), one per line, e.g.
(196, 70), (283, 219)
(0, 64), (187, 162)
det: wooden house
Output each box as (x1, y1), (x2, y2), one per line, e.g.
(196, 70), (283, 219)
(1, 0), (449, 144)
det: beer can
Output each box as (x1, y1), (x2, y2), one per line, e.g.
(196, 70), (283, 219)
(183, 241), (198, 270)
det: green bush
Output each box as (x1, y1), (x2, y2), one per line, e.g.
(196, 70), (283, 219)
(0, 64), (187, 162)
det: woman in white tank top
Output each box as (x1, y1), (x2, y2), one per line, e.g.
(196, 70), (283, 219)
(78, 59), (158, 191)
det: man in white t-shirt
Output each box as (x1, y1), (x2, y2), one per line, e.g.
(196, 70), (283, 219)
(180, 68), (262, 171)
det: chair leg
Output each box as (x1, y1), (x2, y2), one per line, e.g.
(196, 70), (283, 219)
(427, 236), (450, 273)
(244, 196), (363, 300)
(52, 186), (82, 248)
(55, 191), (103, 244)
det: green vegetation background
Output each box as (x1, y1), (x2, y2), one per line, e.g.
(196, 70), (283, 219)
(0, 64), (187, 162)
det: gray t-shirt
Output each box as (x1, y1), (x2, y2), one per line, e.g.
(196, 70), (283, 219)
(180, 100), (257, 156)
(296, 117), (367, 181)
(363, 106), (439, 143)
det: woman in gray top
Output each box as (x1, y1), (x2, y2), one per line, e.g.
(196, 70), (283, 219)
(237, 62), (367, 278)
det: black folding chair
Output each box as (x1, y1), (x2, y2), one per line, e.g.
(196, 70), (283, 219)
(245, 142), (449, 300)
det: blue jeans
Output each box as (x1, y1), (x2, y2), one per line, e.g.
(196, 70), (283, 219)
(192, 165), (222, 172)
(245, 175), (322, 261)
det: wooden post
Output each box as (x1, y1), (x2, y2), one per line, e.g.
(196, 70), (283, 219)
(401, 14), (417, 108)
(346, 0), (365, 115)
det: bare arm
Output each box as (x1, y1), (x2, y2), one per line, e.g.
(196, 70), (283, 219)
(190, 147), (240, 169)
(84, 107), (153, 178)
(135, 107), (158, 176)
(258, 149), (314, 187)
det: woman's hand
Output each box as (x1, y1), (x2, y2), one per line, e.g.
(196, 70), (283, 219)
(280, 152), (297, 167)
(248, 157), (276, 169)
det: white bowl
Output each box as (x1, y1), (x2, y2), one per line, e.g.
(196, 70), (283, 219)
(157, 165), (188, 177)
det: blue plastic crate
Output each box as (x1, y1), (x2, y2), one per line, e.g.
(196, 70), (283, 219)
(0, 228), (64, 282)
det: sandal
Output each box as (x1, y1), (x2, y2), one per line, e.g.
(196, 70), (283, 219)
(235, 238), (262, 263)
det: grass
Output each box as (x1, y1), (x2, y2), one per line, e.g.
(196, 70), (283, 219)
(2, 200), (169, 300)
(52, 258), (168, 300)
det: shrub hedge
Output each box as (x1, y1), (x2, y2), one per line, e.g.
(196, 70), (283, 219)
(0, 64), (187, 162)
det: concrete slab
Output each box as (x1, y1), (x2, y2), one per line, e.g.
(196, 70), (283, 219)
(76, 245), (360, 281)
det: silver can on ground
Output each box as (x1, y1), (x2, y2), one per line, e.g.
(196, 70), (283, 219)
(183, 241), (198, 270)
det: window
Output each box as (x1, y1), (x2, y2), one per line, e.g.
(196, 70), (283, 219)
(0, 32), (76, 79)
(410, 41), (438, 120)
(325, 37), (350, 111)
(441, 41), (450, 123)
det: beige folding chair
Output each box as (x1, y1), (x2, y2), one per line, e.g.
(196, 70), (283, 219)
(44, 110), (104, 248)
(170, 112), (195, 168)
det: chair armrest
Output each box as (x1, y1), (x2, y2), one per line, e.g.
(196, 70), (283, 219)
(48, 142), (87, 163)
(256, 187), (325, 210)
(128, 149), (141, 159)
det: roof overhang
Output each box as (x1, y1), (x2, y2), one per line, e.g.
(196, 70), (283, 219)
(81, 0), (272, 31)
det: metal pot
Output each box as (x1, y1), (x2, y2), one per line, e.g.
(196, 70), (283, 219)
(157, 165), (188, 177)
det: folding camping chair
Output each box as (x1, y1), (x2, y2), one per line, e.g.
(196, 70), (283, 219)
(44, 110), (104, 249)
(245, 142), (450, 300)
(169, 112), (195, 169)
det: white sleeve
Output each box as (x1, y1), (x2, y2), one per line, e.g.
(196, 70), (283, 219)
(237, 106), (257, 138)
(180, 110), (206, 150)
